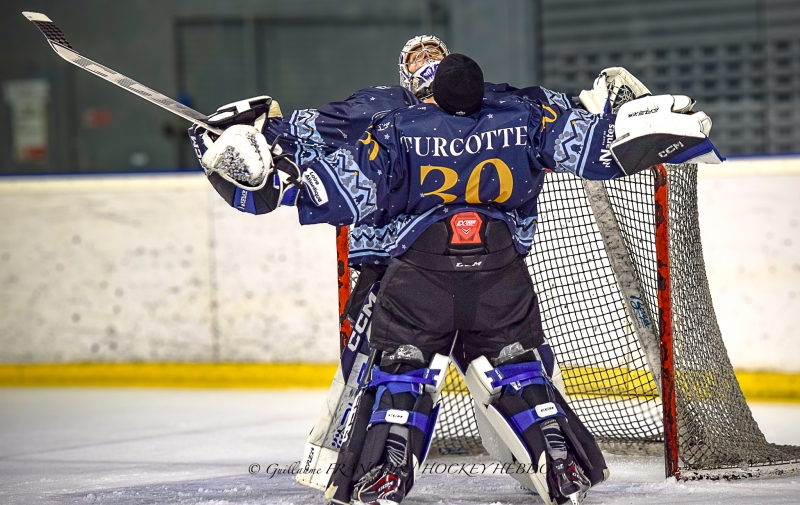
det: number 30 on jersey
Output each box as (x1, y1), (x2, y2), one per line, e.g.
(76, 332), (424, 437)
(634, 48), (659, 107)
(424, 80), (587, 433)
(420, 158), (513, 204)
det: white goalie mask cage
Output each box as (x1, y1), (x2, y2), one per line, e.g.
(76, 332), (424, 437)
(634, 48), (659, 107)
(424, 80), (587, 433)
(398, 35), (450, 99)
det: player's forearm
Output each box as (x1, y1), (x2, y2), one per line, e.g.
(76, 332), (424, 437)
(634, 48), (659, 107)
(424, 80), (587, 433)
(536, 104), (625, 180)
(505, 85), (579, 109)
(296, 129), (403, 228)
(296, 153), (368, 227)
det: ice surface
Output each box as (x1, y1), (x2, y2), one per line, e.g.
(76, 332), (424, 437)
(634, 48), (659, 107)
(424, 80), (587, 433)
(0, 388), (799, 504)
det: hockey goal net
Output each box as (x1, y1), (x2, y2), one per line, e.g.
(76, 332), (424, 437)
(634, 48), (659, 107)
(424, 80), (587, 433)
(337, 164), (800, 479)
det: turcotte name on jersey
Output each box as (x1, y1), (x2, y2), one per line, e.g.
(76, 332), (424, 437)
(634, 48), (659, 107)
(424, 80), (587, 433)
(400, 126), (530, 157)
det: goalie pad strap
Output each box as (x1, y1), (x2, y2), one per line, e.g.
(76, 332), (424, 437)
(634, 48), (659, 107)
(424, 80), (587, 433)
(370, 367), (440, 390)
(510, 402), (567, 434)
(375, 382), (420, 398)
(502, 375), (549, 391)
(371, 366), (441, 408)
(486, 361), (550, 390)
(369, 409), (431, 432)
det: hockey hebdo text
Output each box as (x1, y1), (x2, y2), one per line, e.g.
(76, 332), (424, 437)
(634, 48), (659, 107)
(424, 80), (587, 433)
(248, 461), (547, 478)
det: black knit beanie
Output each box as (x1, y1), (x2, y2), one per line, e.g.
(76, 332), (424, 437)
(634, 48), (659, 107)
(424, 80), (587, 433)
(432, 53), (484, 116)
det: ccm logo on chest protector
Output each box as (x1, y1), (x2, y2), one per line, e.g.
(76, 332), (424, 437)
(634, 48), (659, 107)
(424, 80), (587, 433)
(449, 211), (482, 245)
(302, 169), (329, 206)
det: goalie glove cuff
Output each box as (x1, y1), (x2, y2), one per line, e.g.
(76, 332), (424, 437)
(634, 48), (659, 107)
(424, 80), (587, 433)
(188, 95), (283, 174)
(207, 95), (282, 129)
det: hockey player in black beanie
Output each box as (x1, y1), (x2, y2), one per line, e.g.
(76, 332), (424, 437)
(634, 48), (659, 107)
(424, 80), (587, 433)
(432, 53), (484, 116)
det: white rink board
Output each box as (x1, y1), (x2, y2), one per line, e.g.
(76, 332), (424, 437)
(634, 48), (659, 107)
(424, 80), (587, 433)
(0, 173), (339, 364)
(0, 156), (798, 370)
(698, 155), (800, 373)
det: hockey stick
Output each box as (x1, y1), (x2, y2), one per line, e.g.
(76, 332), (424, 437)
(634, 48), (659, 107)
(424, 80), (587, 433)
(23, 12), (223, 135)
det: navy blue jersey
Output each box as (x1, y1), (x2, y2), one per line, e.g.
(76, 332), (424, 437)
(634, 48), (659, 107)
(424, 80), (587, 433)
(265, 86), (417, 168)
(258, 84), (576, 265)
(265, 84), (576, 167)
(294, 97), (624, 265)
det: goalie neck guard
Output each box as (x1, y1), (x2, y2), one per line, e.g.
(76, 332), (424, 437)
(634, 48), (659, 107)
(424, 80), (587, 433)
(398, 35), (450, 99)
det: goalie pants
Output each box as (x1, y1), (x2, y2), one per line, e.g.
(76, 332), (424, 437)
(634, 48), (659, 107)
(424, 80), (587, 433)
(369, 254), (546, 367)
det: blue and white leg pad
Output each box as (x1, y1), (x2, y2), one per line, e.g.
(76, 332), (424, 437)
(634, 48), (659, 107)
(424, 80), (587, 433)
(369, 366), (438, 432)
(465, 356), (558, 505)
(366, 353), (450, 467)
(297, 284), (379, 492)
(484, 361), (566, 433)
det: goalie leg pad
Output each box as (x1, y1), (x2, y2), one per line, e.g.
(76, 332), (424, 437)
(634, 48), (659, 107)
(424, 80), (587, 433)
(552, 387), (609, 488)
(298, 284), (379, 492)
(342, 348), (449, 505)
(534, 342), (566, 397)
(466, 356), (606, 505)
(466, 356), (554, 503)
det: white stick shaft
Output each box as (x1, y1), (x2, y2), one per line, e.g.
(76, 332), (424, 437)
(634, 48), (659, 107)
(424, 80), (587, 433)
(23, 11), (223, 135)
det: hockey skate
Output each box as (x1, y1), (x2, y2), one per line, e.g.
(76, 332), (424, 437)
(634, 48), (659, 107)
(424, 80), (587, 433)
(548, 456), (591, 505)
(351, 460), (412, 505)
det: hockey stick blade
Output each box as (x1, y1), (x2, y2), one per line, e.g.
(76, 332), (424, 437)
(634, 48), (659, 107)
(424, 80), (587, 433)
(22, 12), (223, 135)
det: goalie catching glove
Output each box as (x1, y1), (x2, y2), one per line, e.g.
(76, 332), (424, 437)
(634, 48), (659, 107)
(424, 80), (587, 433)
(578, 67), (652, 115)
(610, 94), (723, 175)
(188, 96), (302, 213)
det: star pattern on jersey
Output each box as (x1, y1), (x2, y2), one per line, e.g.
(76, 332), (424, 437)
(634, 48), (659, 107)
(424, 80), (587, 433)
(488, 114), (494, 119)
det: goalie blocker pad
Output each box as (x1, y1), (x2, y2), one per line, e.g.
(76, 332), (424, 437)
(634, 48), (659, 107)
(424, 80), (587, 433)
(465, 356), (607, 505)
(610, 94), (723, 175)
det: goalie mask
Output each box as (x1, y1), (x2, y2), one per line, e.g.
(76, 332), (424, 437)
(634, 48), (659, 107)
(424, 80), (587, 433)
(398, 35), (450, 99)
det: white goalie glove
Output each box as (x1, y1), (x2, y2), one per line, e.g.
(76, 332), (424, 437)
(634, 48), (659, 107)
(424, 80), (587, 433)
(610, 94), (722, 175)
(579, 67), (651, 114)
(188, 96), (301, 210)
(201, 124), (274, 190)
(189, 96), (281, 190)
